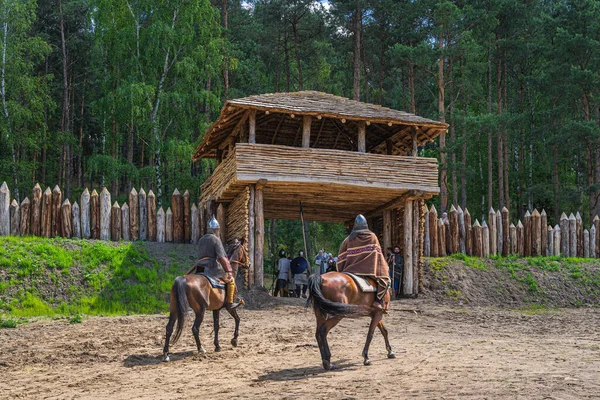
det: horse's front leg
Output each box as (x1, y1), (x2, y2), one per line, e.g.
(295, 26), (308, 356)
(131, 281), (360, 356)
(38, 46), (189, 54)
(362, 312), (383, 366)
(213, 310), (221, 352)
(225, 306), (240, 347)
(162, 312), (176, 362)
(378, 320), (395, 359)
(192, 308), (206, 354)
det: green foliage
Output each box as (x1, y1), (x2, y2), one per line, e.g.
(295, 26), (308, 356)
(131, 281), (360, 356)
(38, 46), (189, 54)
(69, 314), (83, 324)
(0, 317), (20, 328)
(450, 253), (487, 270)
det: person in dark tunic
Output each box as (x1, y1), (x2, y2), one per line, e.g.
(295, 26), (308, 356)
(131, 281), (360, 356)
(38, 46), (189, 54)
(291, 251), (310, 298)
(187, 216), (240, 309)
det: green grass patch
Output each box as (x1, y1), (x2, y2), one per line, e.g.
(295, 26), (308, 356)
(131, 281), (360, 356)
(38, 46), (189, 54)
(450, 253), (487, 270)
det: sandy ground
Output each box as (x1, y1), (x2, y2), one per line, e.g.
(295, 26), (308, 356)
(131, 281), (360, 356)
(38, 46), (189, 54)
(1, 298), (600, 400)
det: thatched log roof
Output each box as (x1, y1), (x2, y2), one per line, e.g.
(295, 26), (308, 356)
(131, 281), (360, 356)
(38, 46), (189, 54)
(193, 91), (448, 159)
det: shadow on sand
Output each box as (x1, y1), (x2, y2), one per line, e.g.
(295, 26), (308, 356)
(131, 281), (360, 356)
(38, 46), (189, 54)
(123, 351), (197, 367)
(254, 359), (359, 382)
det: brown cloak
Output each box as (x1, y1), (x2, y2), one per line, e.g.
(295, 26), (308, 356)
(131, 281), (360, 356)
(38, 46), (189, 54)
(336, 230), (389, 278)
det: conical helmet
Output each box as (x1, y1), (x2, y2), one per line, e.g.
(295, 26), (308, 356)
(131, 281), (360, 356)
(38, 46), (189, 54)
(208, 216), (220, 230)
(353, 214), (368, 231)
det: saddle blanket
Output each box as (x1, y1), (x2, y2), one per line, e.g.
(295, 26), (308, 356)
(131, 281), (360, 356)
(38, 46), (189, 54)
(344, 272), (377, 293)
(197, 273), (226, 290)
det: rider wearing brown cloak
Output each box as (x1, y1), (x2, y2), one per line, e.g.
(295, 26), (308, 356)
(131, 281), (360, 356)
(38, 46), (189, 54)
(336, 214), (390, 310)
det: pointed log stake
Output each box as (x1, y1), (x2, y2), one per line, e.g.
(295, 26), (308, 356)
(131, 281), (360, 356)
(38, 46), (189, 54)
(60, 199), (72, 238)
(457, 206), (465, 254)
(139, 188), (147, 241)
(547, 225), (553, 257)
(516, 220), (524, 256)
(531, 209), (541, 256)
(449, 205), (459, 254)
(147, 190), (156, 241)
(100, 188), (111, 240)
(488, 208), (497, 255)
(172, 189), (183, 243)
(553, 224), (561, 257)
(472, 220), (482, 257)
(0, 182), (9, 236)
(41, 187), (52, 238)
(10, 199), (19, 236)
(482, 221), (490, 258)
(584, 229), (590, 258)
(444, 218), (451, 256)
(183, 190), (191, 243)
(500, 207), (508, 256)
(540, 210), (548, 256)
(72, 201), (81, 239)
(523, 210), (531, 257)
(90, 189), (99, 239)
(157, 207), (165, 243)
(51, 185), (62, 237)
(30, 184), (42, 236)
(509, 223), (517, 255)
(591, 225), (596, 258)
(129, 188), (139, 241)
(191, 203), (200, 244)
(80, 188), (91, 238)
(437, 218), (445, 257)
(165, 207), (173, 242)
(594, 215), (600, 257)
(464, 208), (472, 256)
(496, 209), (502, 255)
(429, 205), (438, 257)
(424, 208), (430, 257)
(576, 212), (583, 257)
(121, 203), (130, 241)
(569, 213), (577, 258)
(559, 213), (569, 257)
(112, 201), (121, 241)
(20, 197), (30, 236)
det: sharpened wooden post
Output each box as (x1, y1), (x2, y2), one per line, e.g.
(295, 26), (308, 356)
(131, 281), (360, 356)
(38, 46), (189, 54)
(0, 182), (9, 236)
(165, 207), (173, 242)
(254, 182), (265, 287)
(569, 213), (577, 257)
(51, 185), (62, 237)
(464, 208), (472, 255)
(594, 215), (600, 257)
(576, 212), (583, 257)
(516, 220), (524, 256)
(424, 209), (430, 257)
(429, 205), (438, 257)
(249, 110), (256, 144)
(531, 209), (541, 256)
(403, 200), (414, 295)
(524, 210), (531, 256)
(488, 208), (497, 255)
(129, 188), (139, 241)
(437, 218), (445, 256)
(20, 197), (30, 235)
(458, 206), (465, 254)
(509, 223), (517, 255)
(90, 189), (100, 239)
(72, 201), (81, 238)
(172, 189), (183, 243)
(61, 199), (72, 238)
(191, 203), (200, 244)
(584, 229), (590, 258)
(139, 188), (147, 241)
(199, 201), (205, 237)
(501, 207), (509, 256)
(560, 213), (569, 256)
(147, 190), (156, 241)
(473, 220), (482, 257)
(183, 190), (191, 243)
(591, 225), (596, 258)
(157, 207), (165, 243)
(10, 199), (19, 236)
(41, 187), (52, 237)
(449, 205), (458, 254)
(547, 225), (553, 257)
(553, 225), (561, 256)
(80, 188), (90, 238)
(303, 115), (312, 148)
(482, 221), (490, 258)
(111, 201), (121, 241)
(121, 203), (130, 241)
(444, 218), (451, 256)
(30, 184), (42, 236)
(357, 120), (366, 152)
(100, 188), (111, 240)
(497, 209), (503, 256)
(541, 210), (548, 256)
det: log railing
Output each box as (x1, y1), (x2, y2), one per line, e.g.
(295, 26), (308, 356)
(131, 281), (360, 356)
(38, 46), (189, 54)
(425, 205), (599, 258)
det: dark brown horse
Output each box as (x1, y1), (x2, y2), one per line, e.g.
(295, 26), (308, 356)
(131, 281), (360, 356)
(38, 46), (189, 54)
(162, 240), (249, 361)
(306, 272), (395, 370)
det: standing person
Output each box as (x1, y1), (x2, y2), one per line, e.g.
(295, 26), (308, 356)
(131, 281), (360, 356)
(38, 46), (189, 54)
(388, 246), (404, 297)
(314, 249), (326, 276)
(291, 250), (310, 298)
(276, 249), (291, 297)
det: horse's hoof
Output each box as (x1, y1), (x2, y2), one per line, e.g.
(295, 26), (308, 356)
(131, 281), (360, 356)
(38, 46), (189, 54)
(231, 338), (238, 347)
(215, 346), (221, 352)
(199, 346), (207, 355)
(323, 360), (332, 370)
(388, 352), (396, 359)
(162, 354), (170, 362)
(364, 359), (371, 366)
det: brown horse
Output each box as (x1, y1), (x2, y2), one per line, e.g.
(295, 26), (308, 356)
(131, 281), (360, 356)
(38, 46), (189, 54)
(162, 240), (249, 362)
(306, 273), (395, 370)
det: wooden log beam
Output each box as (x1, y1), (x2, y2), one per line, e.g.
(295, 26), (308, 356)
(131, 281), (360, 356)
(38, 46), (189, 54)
(148, 190), (157, 241)
(80, 188), (90, 238)
(10, 199), (19, 236)
(248, 185), (255, 287)
(20, 197), (30, 236)
(51, 185), (62, 237)
(302, 115), (312, 148)
(254, 184), (264, 287)
(0, 182), (9, 236)
(121, 203), (130, 241)
(139, 188), (147, 241)
(357, 121), (366, 153)
(61, 199), (72, 238)
(30, 184), (42, 236)
(129, 188), (139, 241)
(100, 187), (111, 240)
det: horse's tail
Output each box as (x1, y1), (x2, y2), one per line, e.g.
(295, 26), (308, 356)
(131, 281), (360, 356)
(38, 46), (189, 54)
(170, 276), (189, 345)
(306, 274), (372, 318)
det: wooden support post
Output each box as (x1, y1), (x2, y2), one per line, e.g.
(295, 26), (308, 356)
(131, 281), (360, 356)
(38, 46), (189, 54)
(488, 208), (497, 255)
(383, 209), (392, 255)
(111, 201), (121, 241)
(594, 215), (600, 257)
(303, 115), (312, 148)
(437, 218), (445, 256)
(584, 229), (590, 258)
(90, 189), (99, 239)
(541, 210), (548, 256)
(429, 205), (438, 257)
(61, 199), (72, 238)
(509, 223), (517, 255)
(72, 202), (81, 238)
(183, 190), (191, 243)
(411, 127), (418, 156)
(248, 185), (255, 287)
(576, 212), (583, 257)
(121, 203), (130, 241)
(424, 208), (430, 257)
(30, 184), (42, 236)
(497, 210), (503, 256)
(254, 181), (265, 287)
(20, 197), (30, 236)
(191, 203), (200, 244)
(80, 188), (90, 238)
(449, 205), (458, 254)
(464, 208), (472, 256)
(444, 218), (451, 256)
(516, 220), (524, 256)
(357, 120), (366, 152)
(147, 190), (157, 241)
(166, 207), (173, 242)
(249, 110), (256, 144)
(531, 209), (541, 256)
(523, 210), (531, 256)
(205, 198), (216, 226)
(129, 188), (139, 241)
(547, 225), (554, 257)
(217, 203), (227, 244)
(482, 221), (490, 258)
(51, 185), (62, 237)
(403, 200), (414, 295)
(138, 188), (147, 241)
(591, 225), (596, 258)
(413, 200), (420, 293)
(10, 199), (19, 236)
(100, 187), (111, 240)
(199, 201), (206, 237)
(172, 189), (183, 243)
(0, 182), (9, 236)
(501, 207), (509, 256)
(472, 220), (482, 257)
(157, 207), (165, 243)
(553, 224), (561, 256)
(569, 213), (576, 257)
(457, 206), (465, 254)
(41, 187), (52, 238)
(560, 213), (569, 256)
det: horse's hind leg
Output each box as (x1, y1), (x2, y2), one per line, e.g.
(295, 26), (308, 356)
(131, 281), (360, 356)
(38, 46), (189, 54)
(225, 307), (240, 347)
(162, 312), (176, 362)
(192, 308), (206, 354)
(213, 310), (221, 352)
(316, 315), (341, 370)
(377, 320), (395, 359)
(362, 312), (383, 366)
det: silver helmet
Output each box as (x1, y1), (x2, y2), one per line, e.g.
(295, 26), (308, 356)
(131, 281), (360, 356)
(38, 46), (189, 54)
(208, 216), (220, 232)
(353, 214), (368, 231)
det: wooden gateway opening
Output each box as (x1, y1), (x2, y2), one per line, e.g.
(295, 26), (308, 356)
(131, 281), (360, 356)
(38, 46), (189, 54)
(193, 91), (448, 295)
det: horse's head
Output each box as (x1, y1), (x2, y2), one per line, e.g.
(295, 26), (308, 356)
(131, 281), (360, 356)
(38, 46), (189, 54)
(226, 238), (249, 276)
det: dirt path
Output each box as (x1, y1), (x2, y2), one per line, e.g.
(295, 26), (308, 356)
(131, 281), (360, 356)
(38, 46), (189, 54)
(1, 299), (599, 399)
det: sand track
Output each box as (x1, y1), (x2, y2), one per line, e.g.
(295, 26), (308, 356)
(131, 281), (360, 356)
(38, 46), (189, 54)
(1, 299), (600, 399)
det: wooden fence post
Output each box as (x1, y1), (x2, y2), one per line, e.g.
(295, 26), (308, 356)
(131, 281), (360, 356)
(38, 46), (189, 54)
(183, 190), (191, 243)
(111, 202), (121, 241)
(191, 203), (200, 244)
(10, 199), (19, 236)
(438, 218), (445, 256)
(524, 210), (531, 256)
(80, 188), (90, 238)
(541, 210), (548, 256)
(72, 201), (81, 238)
(531, 209), (541, 256)
(51, 185), (62, 237)
(584, 229), (590, 258)
(594, 215), (600, 257)
(20, 197), (30, 235)
(553, 225), (561, 256)
(172, 189), (183, 243)
(100, 188), (111, 240)
(0, 182), (9, 236)
(41, 187), (52, 237)
(472, 220), (482, 257)
(129, 188), (139, 241)
(30, 184), (42, 236)
(165, 207), (173, 242)
(121, 203), (130, 241)
(61, 199), (72, 238)
(157, 207), (165, 243)
(591, 225), (596, 258)
(576, 212), (583, 257)
(457, 206), (465, 254)
(509, 223), (517, 254)
(497, 209), (503, 256)
(424, 208), (430, 257)
(90, 189), (99, 239)
(482, 221), (490, 258)
(429, 205), (438, 257)
(488, 208), (497, 255)
(501, 207), (509, 256)
(147, 190), (156, 242)
(449, 205), (459, 254)
(464, 208), (472, 256)
(547, 225), (553, 257)
(444, 218), (451, 256)
(569, 213), (577, 257)
(560, 213), (569, 256)
(139, 188), (147, 241)
(516, 220), (524, 256)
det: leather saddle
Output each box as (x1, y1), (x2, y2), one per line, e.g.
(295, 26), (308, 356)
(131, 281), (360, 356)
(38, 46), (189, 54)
(196, 272), (226, 290)
(343, 272), (377, 293)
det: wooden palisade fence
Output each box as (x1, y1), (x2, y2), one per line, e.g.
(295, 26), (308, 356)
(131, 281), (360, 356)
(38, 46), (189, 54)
(424, 204), (600, 258)
(0, 182), (211, 245)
